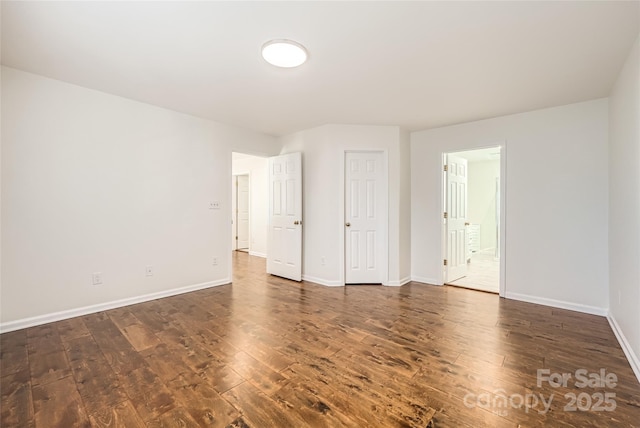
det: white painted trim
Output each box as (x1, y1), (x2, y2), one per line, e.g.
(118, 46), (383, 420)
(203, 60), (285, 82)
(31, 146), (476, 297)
(249, 251), (267, 258)
(302, 275), (344, 287)
(607, 313), (640, 384)
(505, 292), (608, 316)
(411, 276), (443, 286)
(386, 276), (411, 286)
(0, 279), (230, 333)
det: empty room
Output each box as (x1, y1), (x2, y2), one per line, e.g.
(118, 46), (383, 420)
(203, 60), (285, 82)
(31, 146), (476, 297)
(1, 1), (639, 427)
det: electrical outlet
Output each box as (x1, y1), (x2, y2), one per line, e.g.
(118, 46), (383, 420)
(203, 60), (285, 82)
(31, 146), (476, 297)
(92, 272), (103, 285)
(212, 257), (218, 266)
(209, 201), (221, 210)
(145, 265), (153, 277)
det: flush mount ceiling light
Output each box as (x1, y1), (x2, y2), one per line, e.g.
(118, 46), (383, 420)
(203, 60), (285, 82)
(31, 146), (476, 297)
(261, 39), (308, 68)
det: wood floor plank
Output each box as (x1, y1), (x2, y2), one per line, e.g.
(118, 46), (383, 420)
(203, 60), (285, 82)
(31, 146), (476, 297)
(0, 330), (29, 378)
(26, 324), (64, 357)
(88, 400), (146, 428)
(1, 369), (34, 427)
(109, 310), (163, 352)
(222, 381), (308, 428)
(65, 334), (129, 416)
(228, 351), (289, 396)
(118, 365), (176, 422)
(164, 372), (240, 427)
(32, 376), (90, 428)
(28, 349), (72, 386)
(272, 379), (362, 427)
(155, 329), (246, 392)
(146, 407), (201, 428)
(281, 361), (412, 427)
(142, 343), (240, 426)
(55, 317), (91, 343)
(84, 315), (148, 376)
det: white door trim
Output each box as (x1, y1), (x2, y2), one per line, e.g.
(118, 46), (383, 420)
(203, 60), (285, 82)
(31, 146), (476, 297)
(440, 142), (507, 297)
(339, 150), (389, 286)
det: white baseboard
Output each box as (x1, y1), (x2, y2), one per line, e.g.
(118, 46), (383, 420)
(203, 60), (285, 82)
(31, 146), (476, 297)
(411, 276), (442, 286)
(607, 313), (640, 384)
(301, 275), (344, 287)
(248, 251), (266, 258)
(386, 276), (411, 286)
(504, 292), (608, 316)
(0, 278), (231, 333)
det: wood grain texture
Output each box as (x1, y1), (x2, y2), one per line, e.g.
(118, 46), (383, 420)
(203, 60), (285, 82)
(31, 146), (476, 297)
(89, 400), (146, 428)
(1, 369), (34, 427)
(32, 376), (90, 427)
(1, 252), (639, 427)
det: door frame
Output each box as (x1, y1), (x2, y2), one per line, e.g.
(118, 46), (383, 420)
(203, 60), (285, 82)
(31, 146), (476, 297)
(232, 173), (251, 252)
(339, 150), (389, 286)
(229, 150), (271, 279)
(440, 143), (507, 297)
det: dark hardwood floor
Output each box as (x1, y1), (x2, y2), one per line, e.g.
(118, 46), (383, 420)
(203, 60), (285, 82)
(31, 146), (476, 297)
(2, 252), (639, 427)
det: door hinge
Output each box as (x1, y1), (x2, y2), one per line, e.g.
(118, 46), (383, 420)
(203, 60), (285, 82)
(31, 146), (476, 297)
(443, 164), (448, 172)
(443, 212), (448, 219)
(443, 259), (448, 266)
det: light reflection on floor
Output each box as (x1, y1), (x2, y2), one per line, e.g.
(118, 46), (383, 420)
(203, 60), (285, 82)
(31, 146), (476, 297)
(448, 250), (499, 293)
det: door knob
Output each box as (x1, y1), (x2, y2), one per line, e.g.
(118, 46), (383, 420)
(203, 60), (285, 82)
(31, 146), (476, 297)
(345, 222), (351, 227)
(464, 222), (470, 226)
(294, 220), (299, 225)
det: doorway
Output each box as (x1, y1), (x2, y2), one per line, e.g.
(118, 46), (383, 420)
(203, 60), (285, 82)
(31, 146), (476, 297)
(443, 147), (503, 294)
(231, 152), (269, 260)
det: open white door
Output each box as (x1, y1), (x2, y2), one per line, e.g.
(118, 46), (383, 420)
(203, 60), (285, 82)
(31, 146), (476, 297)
(345, 152), (384, 284)
(236, 175), (250, 250)
(231, 176), (237, 250)
(445, 154), (468, 283)
(267, 152), (302, 281)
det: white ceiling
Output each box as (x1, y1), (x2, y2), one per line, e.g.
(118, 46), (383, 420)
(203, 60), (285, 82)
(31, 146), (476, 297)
(2, 1), (638, 137)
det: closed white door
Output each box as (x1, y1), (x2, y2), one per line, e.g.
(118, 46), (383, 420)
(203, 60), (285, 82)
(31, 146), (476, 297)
(445, 154), (468, 283)
(345, 152), (384, 284)
(236, 175), (250, 250)
(267, 152), (302, 281)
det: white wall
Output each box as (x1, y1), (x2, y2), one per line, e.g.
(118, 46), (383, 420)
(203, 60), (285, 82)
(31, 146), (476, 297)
(608, 34), (640, 380)
(1, 67), (278, 328)
(411, 99), (609, 314)
(278, 124), (409, 286)
(467, 159), (500, 251)
(232, 154), (269, 257)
